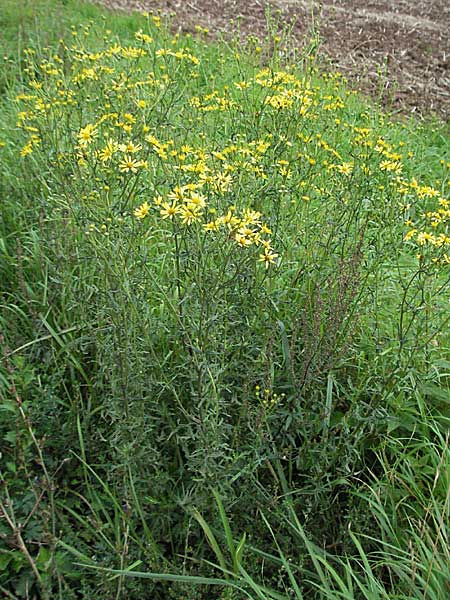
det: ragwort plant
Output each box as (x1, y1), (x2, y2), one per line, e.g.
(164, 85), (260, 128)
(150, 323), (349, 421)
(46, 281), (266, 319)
(1, 1), (449, 597)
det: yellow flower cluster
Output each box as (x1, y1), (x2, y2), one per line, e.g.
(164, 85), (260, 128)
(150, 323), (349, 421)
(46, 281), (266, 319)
(156, 48), (200, 65)
(134, 186), (278, 267)
(255, 385), (286, 409)
(190, 91), (235, 112)
(399, 176), (449, 264)
(13, 16), (449, 273)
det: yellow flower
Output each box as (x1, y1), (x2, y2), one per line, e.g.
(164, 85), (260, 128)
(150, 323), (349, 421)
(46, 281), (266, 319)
(336, 162), (353, 176)
(241, 209), (261, 226)
(20, 134), (40, 157)
(118, 140), (142, 154)
(78, 123), (97, 147)
(217, 208), (239, 230)
(203, 221), (219, 232)
(380, 160), (403, 174)
(179, 205), (202, 225)
(404, 229), (417, 241)
(265, 93), (293, 110)
(235, 232), (253, 247)
(259, 247), (279, 268)
(20, 142), (33, 157)
(98, 139), (117, 162)
(187, 192), (207, 209)
(160, 202), (181, 219)
(416, 232), (434, 245)
(167, 186), (186, 202)
(134, 201), (150, 219)
(119, 155), (144, 173)
(135, 30), (153, 44)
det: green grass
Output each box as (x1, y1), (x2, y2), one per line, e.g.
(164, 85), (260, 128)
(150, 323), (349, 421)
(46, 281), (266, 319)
(0, 0), (449, 598)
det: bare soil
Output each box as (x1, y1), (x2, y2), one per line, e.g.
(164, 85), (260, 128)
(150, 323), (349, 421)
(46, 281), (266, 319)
(96, 0), (450, 119)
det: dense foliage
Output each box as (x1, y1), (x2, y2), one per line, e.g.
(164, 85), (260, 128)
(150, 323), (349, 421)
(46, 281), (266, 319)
(0, 1), (449, 598)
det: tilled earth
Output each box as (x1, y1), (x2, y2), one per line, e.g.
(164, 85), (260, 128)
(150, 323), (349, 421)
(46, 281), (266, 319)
(96, 0), (450, 119)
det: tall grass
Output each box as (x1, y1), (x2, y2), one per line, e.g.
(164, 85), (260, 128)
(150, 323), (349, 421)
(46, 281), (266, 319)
(0, 0), (449, 598)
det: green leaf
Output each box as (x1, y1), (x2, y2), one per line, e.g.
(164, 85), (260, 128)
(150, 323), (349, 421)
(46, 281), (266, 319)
(192, 507), (228, 576)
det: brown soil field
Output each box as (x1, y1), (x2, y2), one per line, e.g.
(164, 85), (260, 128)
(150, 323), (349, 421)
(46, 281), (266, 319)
(96, 0), (450, 119)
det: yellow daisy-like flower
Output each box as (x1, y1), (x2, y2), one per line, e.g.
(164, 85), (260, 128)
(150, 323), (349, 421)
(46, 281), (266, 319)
(241, 209), (262, 226)
(77, 123), (97, 147)
(258, 247), (279, 268)
(203, 221), (219, 232)
(135, 30), (153, 44)
(380, 160), (403, 174)
(235, 233), (253, 247)
(160, 202), (181, 220)
(416, 232), (434, 245)
(119, 155), (143, 173)
(98, 139), (118, 162)
(336, 162), (353, 176)
(404, 229), (417, 241)
(237, 226), (258, 243)
(168, 186), (186, 202)
(134, 201), (150, 219)
(118, 140), (142, 154)
(217, 208), (239, 230)
(179, 205), (202, 225)
(123, 113), (136, 123)
(186, 192), (207, 209)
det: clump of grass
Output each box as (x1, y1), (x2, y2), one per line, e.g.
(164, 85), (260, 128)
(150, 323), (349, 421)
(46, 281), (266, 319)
(0, 0), (449, 598)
